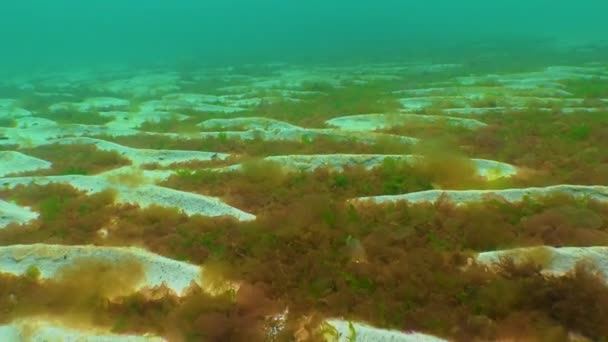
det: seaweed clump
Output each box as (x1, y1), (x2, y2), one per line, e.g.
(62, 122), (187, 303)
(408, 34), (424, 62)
(14, 143), (131, 176)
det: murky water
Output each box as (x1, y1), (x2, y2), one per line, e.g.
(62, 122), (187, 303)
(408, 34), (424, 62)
(0, 1), (608, 341)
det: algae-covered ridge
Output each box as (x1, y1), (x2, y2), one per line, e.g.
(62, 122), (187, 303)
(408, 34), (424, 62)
(1, 45), (608, 341)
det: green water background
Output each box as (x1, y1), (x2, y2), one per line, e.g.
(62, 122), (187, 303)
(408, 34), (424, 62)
(1, 0), (607, 74)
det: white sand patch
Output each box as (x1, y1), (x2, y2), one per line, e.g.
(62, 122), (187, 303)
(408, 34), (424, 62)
(223, 97), (264, 107)
(139, 99), (244, 114)
(353, 185), (608, 205)
(216, 85), (264, 94)
(399, 96), (587, 111)
(323, 130), (418, 145)
(162, 93), (222, 104)
(263, 154), (411, 172)
(184, 89), (309, 107)
(325, 113), (487, 131)
(198, 117), (304, 131)
(118, 184), (255, 220)
(0, 244), (202, 295)
(255, 89), (324, 97)
(471, 158), (519, 179)
(139, 94), (245, 113)
(0, 99), (18, 108)
(101, 111), (190, 130)
(440, 106), (603, 115)
(218, 154), (417, 173)
(0, 200), (38, 229)
(393, 86), (574, 98)
(319, 63), (460, 75)
(49, 97), (131, 113)
(499, 96), (586, 107)
(477, 246), (608, 280)
(13, 117), (58, 129)
(560, 107), (606, 113)
(0, 99), (32, 119)
(0, 175), (255, 221)
(226, 96), (302, 107)
(399, 97), (453, 111)
(324, 320), (447, 342)
(218, 154), (516, 179)
(0, 320), (164, 342)
(192, 127), (418, 145)
(216, 87), (324, 97)
(440, 107), (514, 115)
(0, 107), (32, 119)
(0, 151), (51, 177)
(0, 125), (140, 147)
(456, 66), (608, 88)
(40, 137), (229, 167)
(33, 91), (75, 98)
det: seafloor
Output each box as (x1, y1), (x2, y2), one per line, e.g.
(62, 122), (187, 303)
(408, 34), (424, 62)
(0, 44), (608, 341)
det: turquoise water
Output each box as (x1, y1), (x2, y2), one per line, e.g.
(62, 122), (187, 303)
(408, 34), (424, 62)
(1, 2), (608, 341)
(1, 0), (607, 73)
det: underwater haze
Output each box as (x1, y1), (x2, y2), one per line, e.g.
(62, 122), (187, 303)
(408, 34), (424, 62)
(2, 1), (608, 341)
(1, 0), (608, 72)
